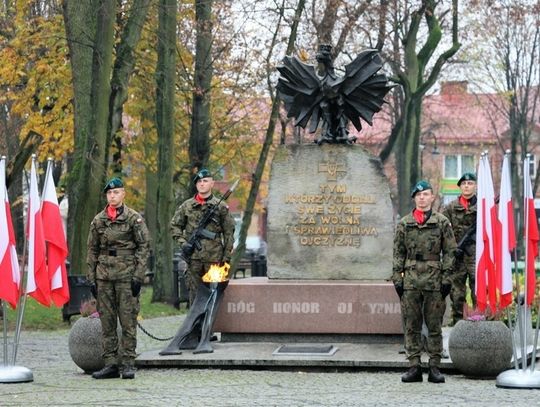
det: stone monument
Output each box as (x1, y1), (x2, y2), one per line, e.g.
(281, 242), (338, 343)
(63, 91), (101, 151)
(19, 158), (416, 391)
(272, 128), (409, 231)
(267, 144), (393, 280)
(214, 45), (399, 339)
(214, 145), (400, 338)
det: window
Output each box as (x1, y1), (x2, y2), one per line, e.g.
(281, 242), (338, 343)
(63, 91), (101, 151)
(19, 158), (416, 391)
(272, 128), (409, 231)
(444, 154), (475, 178)
(529, 154), (537, 178)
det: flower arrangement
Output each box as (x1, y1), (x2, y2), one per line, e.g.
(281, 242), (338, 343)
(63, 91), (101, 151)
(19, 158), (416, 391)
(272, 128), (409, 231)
(463, 303), (504, 322)
(79, 298), (99, 318)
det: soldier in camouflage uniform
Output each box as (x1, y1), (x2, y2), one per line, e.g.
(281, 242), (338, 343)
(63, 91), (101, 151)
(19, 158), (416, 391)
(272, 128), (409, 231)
(171, 169), (235, 305)
(442, 172), (477, 325)
(392, 180), (456, 383)
(87, 178), (150, 380)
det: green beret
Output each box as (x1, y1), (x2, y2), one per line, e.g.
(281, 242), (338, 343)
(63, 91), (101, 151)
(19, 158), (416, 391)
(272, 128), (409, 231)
(103, 177), (124, 193)
(411, 180), (432, 198)
(457, 172), (476, 186)
(193, 168), (212, 183)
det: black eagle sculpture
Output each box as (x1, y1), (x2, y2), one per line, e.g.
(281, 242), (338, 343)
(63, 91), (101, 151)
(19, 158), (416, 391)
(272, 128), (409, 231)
(277, 44), (393, 145)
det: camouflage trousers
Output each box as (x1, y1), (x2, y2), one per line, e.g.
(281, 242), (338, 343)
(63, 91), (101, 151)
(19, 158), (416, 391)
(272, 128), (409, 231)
(96, 279), (140, 366)
(450, 260), (476, 324)
(187, 260), (214, 305)
(401, 289), (446, 367)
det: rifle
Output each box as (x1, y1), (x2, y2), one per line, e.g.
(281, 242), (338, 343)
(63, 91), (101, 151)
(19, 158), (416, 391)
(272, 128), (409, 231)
(455, 223), (476, 261)
(180, 179), (239, 261)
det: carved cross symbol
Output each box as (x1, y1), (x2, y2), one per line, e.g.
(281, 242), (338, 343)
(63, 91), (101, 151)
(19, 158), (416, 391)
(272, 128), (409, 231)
(319, 162), (347, 181)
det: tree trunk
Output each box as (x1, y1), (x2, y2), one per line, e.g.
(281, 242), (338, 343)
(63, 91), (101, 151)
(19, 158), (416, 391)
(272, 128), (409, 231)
(230, 0), (305, 272)
(152, 0), (176, 303)
(65, 0), (116, 274)
(63, 0), (97, 274)
(396, 97), (421, 213)
(383, 0), (460, 215)
(188, 0), (213, 174)
(108, 0), (151, 175)
(64, 0), (150, 276)
(1, 102), (25, 253)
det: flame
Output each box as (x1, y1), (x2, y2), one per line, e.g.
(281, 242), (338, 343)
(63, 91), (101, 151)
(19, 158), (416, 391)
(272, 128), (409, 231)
(202, 262), (230, 283)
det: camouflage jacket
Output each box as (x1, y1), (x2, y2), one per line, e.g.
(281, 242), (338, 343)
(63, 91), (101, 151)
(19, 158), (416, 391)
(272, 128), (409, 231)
(392, 211), (457, 290)
(170, 195), (235, 263)
(442, 196), (477, 259)
(87, 205), (150, 283)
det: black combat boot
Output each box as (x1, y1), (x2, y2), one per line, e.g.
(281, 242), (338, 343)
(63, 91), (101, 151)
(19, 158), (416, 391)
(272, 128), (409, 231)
(121, 364), (136, 379)
(92, 365), (120, 379)
(428, 366), (445, 383)
(401, 365), (423, 382)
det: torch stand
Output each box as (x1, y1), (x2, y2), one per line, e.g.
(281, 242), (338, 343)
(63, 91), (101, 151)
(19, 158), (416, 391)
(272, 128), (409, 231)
(160, 280), (229, 355)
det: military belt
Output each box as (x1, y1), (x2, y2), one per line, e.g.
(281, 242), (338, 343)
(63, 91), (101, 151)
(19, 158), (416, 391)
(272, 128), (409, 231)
(100, 248), (135, 256)
(407, 253), (440, 261)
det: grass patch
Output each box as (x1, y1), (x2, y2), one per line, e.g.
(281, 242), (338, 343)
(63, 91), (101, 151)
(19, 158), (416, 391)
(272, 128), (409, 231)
(3, 286), (183, 331)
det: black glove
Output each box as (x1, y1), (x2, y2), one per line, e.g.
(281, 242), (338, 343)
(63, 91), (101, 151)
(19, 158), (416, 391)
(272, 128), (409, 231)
(131, 279), (142, 297)
(441, 283), (452, 299)
(90, 282), (98, 299)
(181, 242), (194, 258)
(394, 283), (404, 299)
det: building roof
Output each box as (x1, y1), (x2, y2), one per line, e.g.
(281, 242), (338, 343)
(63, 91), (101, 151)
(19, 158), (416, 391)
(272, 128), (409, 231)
(354, 81), (534, 147)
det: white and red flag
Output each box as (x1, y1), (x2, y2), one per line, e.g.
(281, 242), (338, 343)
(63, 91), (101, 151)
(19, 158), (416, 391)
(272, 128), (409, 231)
(26, 158), (50, 306)
(41, 159), (69, 307)
(496, 153), (515, 308)
(475, 154), (498, 313)
(0, 157), (20, 309)
(523, 155), (539, 306)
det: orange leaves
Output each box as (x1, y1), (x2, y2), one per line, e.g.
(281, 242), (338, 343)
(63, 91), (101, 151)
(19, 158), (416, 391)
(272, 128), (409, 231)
(0, 10), (73, 161)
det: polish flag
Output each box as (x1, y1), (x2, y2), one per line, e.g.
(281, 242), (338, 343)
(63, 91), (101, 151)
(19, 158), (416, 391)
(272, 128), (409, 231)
(475, 154), (498, 313)
(0, 157), (20, 309)
(26, 158), (50, 306)
(523, 156), (539, 306)
(496, 154), (515, 308)
(41, 160), (69, 307)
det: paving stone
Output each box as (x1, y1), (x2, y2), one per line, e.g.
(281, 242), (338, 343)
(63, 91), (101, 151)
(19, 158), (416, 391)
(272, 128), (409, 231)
(1, 316), (537, 406)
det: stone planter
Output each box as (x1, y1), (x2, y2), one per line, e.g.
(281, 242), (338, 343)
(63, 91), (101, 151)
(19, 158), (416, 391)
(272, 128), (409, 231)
(68, 316), (105, 373)
(448, 319), (513, 378)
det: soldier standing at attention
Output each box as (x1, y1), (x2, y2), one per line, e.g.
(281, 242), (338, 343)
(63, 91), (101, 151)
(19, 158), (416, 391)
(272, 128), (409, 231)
(87, 178), (150, 380)
(171, 169), (235, 305)
(392, 180), (456, 383)
(442, 172), (477, 325)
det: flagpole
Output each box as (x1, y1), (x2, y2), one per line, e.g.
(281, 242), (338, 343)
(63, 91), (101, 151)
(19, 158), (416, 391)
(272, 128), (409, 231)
(0, 156), (33, 383)
(42, 158), (53, 208)
(11, 199), (29, 365)
(497, 153), (540, 388)
(10, 155), (34, 366)
(530, 299), (540, 371)
(2, 300), (7, 366)
(523, 154), (531, 370)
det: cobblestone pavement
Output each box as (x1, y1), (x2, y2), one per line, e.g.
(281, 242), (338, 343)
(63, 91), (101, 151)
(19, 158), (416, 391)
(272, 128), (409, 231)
(2, 316), (537, 406)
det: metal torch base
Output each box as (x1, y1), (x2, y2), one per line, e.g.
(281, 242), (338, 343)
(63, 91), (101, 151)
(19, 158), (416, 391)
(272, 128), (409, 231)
(496, 369), (540, 389)
(0, 365), (34, 383)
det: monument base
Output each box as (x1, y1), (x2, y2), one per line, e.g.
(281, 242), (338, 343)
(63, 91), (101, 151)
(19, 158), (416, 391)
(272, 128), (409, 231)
(214, 277), (403, 336)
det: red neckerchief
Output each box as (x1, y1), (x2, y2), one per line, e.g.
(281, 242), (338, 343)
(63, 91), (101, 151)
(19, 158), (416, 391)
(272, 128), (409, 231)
(106, 205), (117, 221)
(459, 195), (469, 210)
(413, 209), (425, 224)
(194, 193), (206, 204)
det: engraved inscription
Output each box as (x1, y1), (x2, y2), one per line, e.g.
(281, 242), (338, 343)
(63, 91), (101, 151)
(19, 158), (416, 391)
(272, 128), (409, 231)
(273, 302), (320, 314)
(283, 160), (379, 248)
(227, 301), (255, 313)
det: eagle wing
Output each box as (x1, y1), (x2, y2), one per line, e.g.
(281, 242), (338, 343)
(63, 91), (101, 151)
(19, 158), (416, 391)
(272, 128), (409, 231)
(337, 49), (394, 132)
(276, 56), (323, 131)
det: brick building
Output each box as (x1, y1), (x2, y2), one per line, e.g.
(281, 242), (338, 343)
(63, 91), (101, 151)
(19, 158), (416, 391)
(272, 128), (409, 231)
(358, 81), (540, 212)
